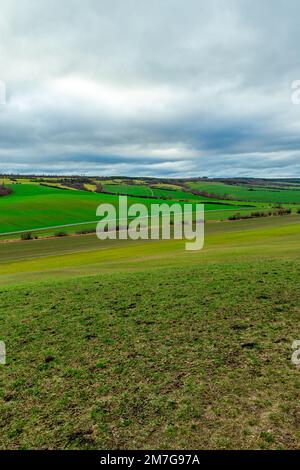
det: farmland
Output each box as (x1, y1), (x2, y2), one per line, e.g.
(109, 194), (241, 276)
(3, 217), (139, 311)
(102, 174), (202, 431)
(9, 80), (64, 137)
(188, 181), (300, 204)
(1, 214), (300, 286)
(0, 181), (253, 237)
(101, 183), (200, 200)
(0, 177), (300, 450)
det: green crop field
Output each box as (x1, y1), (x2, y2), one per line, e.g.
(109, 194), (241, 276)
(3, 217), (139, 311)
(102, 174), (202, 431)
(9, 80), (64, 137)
(188, 181), (300, 204)
(103, 183), (154, 197)
(0, 178), (300, 450)
(0, 213), (300, 286)
(0, 183), (249, 236)
(102, 183), (202, 200)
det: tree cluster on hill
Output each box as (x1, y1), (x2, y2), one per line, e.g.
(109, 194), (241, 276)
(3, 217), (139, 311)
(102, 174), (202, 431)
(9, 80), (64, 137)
(0, 184), (13, 196)
(228, 208), (292, 221)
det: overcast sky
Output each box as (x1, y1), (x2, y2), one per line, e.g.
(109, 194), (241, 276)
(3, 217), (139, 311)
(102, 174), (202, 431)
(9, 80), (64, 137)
(1, 0), (300, 177)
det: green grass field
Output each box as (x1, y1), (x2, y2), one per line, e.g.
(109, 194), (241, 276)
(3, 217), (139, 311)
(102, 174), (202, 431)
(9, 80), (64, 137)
(0, 178), (300, 450)
(0, 215), (300, 449)
(0, 183), (250, 236)
(102, 182), (202, 200)
(188, 181), (300, 204)
(1, 214), (300, 286)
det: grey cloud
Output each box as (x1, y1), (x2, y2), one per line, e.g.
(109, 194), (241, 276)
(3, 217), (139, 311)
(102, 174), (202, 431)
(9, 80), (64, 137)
(0, 0), (300, 176)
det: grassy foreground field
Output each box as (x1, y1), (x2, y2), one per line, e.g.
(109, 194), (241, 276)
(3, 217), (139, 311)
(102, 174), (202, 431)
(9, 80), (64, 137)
(1, 214), (300, 285)
(0, 216), (299, 449)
